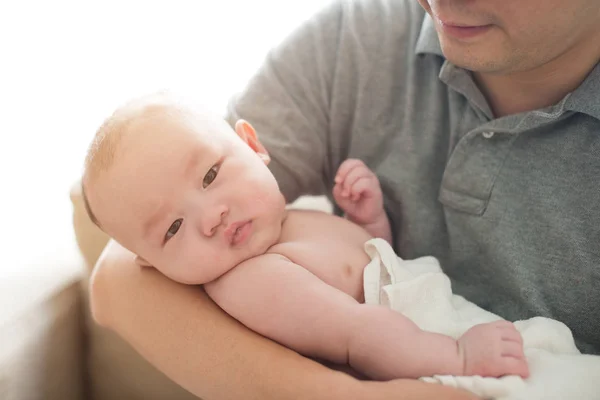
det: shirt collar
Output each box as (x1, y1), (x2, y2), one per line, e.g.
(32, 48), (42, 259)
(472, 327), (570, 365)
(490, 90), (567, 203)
(415, 14), (443, 57)
(415, 13), (600, 122)
(415, 15), (492, 117)
(565, 62), (600, 121)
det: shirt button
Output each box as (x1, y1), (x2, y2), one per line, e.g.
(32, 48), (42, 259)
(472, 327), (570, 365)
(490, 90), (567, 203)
(482, 131), (495, 139)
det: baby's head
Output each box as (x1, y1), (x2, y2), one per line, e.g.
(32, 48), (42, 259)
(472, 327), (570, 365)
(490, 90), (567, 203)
(83, 93), (286, 284)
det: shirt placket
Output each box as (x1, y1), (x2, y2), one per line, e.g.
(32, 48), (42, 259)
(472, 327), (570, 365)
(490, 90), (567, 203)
(436, 61), (569, 216)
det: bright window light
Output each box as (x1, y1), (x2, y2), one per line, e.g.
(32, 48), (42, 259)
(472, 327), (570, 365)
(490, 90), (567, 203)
(0, 0), (329, 275)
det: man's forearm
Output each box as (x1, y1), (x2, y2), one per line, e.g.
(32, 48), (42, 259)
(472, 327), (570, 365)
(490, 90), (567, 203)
(348, 304), (464, 380)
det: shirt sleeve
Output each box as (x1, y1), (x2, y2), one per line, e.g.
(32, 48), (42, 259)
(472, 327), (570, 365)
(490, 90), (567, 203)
(225, 1), (344, 203)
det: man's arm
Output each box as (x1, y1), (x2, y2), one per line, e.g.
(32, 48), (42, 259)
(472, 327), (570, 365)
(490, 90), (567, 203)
(90, 240), (479, 400)
(204, 253), (467, 381)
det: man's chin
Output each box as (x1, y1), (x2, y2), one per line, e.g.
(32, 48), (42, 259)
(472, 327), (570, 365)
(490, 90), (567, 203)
(440, 41), (516, 75)
(443, 52), (505, 74)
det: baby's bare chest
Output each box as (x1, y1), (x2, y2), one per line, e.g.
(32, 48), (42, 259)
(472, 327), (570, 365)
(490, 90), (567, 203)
(268, 210), (372, 301)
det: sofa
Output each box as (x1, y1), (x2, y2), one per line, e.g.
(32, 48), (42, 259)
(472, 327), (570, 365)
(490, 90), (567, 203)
(0, 181), (331, 400)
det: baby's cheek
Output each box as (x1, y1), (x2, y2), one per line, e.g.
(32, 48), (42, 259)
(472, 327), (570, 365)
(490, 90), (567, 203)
(155, 253), (198, 285)
(200, 251), (233, 284)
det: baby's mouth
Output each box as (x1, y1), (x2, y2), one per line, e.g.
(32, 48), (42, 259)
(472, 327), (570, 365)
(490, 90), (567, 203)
(225, 220), (253, 246)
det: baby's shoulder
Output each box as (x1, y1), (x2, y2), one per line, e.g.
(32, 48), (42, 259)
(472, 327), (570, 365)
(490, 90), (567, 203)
(280, 209), (372, 243)
(284, 208), (336, 222)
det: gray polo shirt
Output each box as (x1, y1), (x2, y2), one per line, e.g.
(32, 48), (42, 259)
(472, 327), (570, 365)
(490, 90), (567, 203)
(226, 0), (600, 353)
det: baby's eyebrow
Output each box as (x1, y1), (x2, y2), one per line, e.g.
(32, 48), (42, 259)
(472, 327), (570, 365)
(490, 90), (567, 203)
(184, 150), (200, 180)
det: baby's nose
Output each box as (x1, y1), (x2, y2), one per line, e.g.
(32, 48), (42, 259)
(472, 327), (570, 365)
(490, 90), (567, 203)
(203, 205), (228, 237)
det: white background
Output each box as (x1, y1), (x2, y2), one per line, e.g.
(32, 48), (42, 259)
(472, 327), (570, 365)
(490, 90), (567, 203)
(0, 0), (329, 277)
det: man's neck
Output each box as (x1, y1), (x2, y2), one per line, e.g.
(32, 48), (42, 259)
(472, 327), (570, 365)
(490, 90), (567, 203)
(473, 33), (600, 118)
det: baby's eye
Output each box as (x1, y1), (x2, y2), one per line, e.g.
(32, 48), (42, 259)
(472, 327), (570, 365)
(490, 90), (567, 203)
(203, 165), (219, 188)
(165, 218), (183, 242)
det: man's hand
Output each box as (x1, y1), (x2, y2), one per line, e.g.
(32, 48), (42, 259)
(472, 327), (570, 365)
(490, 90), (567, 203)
(333, 159), (385, 225)
(458, 321), (529, 378)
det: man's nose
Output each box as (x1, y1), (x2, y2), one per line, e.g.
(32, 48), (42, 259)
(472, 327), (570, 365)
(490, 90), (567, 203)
(202, 204), (228, 237)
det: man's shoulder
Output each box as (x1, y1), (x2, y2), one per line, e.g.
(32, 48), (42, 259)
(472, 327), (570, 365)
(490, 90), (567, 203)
(337, 0), (425, 24)
(276, 0), (426, 58)
(336, 0), (426, 48)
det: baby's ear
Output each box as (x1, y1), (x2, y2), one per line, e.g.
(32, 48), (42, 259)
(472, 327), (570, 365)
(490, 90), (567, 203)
(234, 119), (271, 165)
(134, 255), (153, 268)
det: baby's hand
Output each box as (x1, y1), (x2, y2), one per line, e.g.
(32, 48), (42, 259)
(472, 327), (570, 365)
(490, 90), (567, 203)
(458, 320), (529, 378)
(333, 159), (384, 225)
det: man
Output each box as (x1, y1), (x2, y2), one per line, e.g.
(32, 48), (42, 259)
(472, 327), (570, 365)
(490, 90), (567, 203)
(90, 0), (600, 399)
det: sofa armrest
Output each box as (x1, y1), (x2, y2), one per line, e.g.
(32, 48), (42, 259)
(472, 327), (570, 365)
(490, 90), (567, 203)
(0, 261), (86, 400)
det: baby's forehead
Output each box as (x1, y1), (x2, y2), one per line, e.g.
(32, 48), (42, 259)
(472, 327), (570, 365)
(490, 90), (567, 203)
(123, 102), (230, 145)
(91, 164), (162, 234)
(99, 98), (235, 193)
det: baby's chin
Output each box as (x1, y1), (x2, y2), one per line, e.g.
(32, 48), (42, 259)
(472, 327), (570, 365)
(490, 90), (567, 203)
(228, 225), (281, 268)
(258, 214), (285, 252)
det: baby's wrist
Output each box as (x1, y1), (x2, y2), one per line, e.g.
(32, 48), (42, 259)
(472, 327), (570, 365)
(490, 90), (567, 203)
(355, 212), (391, 242)
(365, 210), (388, 229)
(348, 207), (386, 226)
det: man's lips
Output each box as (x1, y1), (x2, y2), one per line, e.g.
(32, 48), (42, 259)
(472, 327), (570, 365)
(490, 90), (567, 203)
(435, 16), (492, 39)
(224, 220), (252, 246)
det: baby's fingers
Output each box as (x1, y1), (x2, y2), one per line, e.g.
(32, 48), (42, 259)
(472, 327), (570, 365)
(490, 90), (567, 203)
(342, 166), (373, 196)
(500, 341), (525, 359)
(500, 355), (530, 378)
(348, 176), (373, 201)
(500, 326), (524, 345)
(333, 181), (348, 200)
(335, 159), (367, 184)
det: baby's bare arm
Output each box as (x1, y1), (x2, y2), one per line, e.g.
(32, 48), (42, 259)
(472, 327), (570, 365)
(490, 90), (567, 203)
(204, 254), (465, 380)
(204, 254), (360, 363)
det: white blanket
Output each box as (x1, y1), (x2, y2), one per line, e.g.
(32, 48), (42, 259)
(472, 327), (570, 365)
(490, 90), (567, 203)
(362, 238), (600, 399)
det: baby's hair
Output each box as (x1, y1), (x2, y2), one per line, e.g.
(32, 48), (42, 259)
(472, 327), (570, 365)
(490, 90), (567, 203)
(82, 92), (184, 228)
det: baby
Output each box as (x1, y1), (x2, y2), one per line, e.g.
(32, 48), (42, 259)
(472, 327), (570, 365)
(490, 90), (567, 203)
(82, 94), (529, 381)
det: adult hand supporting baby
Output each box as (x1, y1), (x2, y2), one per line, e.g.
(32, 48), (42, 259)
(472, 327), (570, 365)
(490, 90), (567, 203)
(90, 239), (479, 400)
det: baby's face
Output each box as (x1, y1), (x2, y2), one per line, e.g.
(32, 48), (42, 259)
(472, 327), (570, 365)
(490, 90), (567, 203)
(88, 109), (286, 284)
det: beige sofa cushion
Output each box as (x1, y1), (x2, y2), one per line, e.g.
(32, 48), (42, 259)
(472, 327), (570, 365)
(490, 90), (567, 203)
(0, 270), (85, 400)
